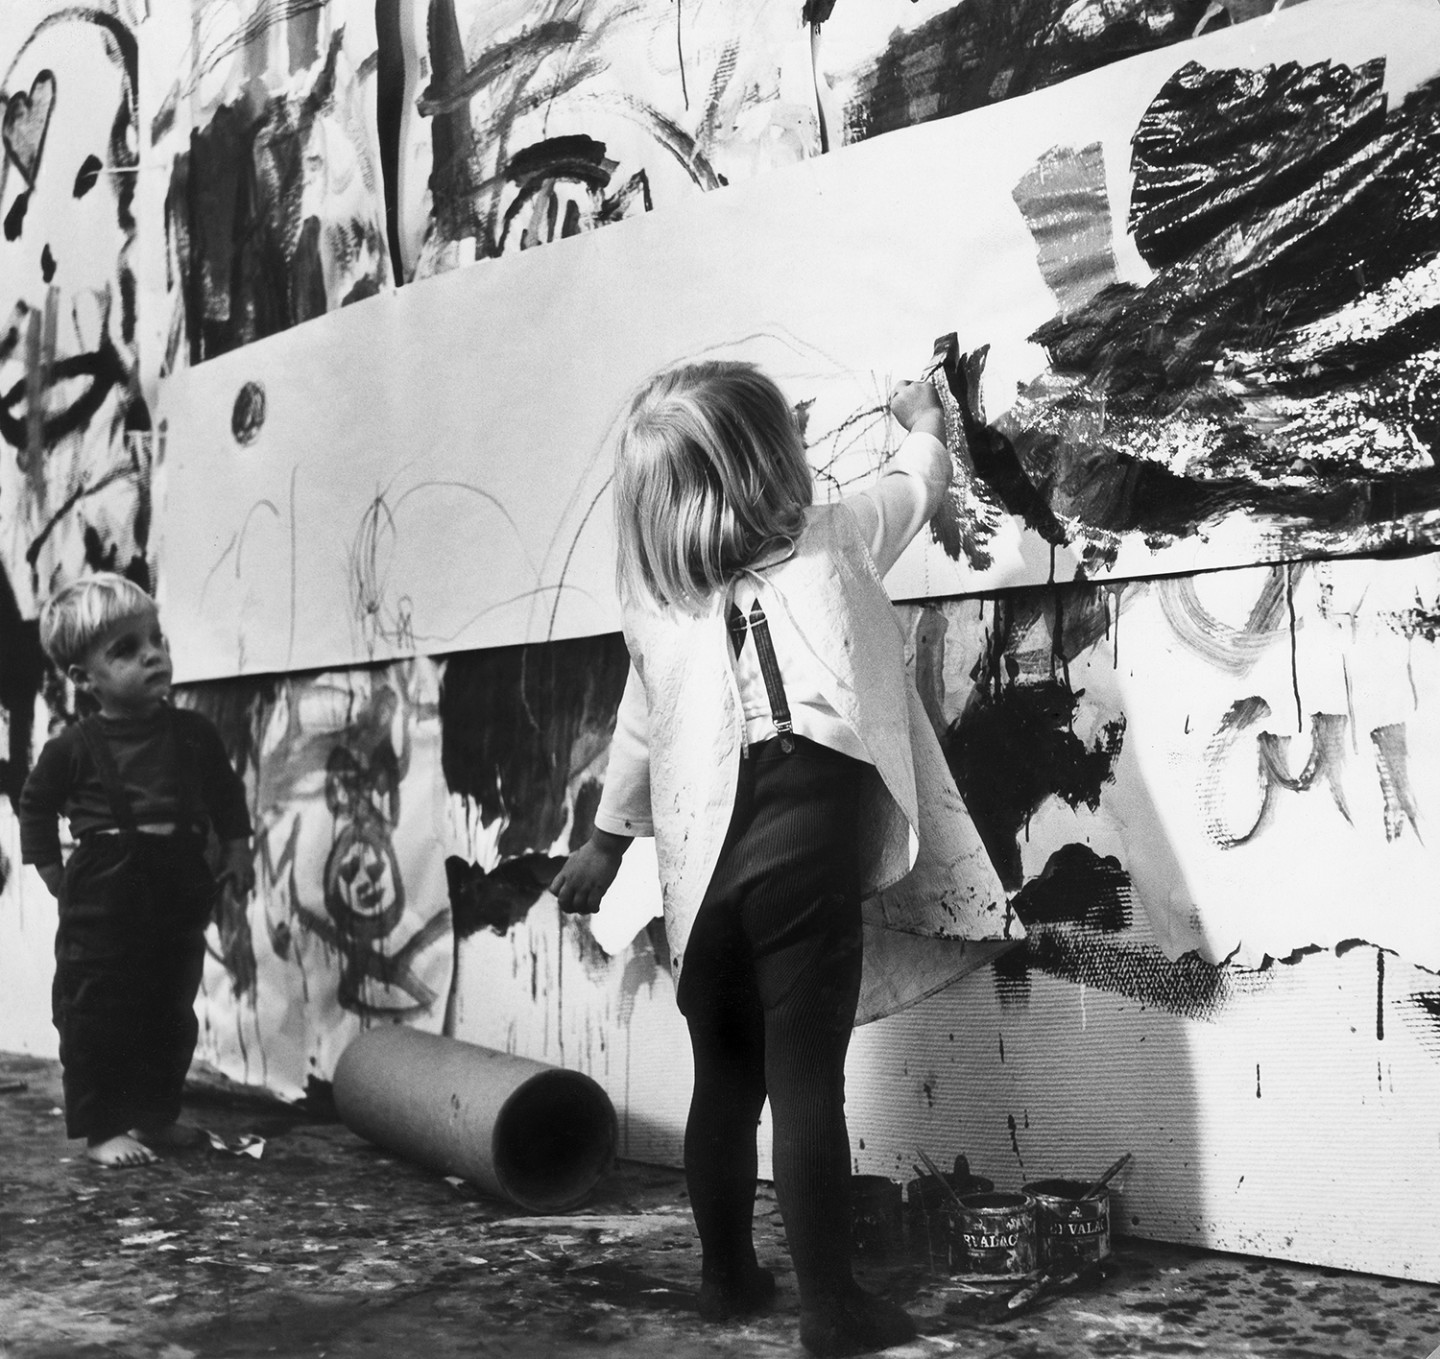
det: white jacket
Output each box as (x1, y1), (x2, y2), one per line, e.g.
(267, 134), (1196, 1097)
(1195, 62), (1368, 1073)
(595, 484), (1022, 1023)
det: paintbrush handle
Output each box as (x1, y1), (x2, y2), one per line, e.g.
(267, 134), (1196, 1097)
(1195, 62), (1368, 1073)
(1082, 1151), (1133, 1199)
(915, 1147), (970, 1215)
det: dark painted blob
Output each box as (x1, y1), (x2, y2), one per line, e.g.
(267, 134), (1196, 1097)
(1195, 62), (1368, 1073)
(939, 590), (1125, 890)
(439, 632), (629, 859)
(839, 0), (1212, 144)
(164, 30), (388, 364)
(929, 340), (1068, 573)
(446, 852), (567, 940)
(0, 560), (47, 805)
(995, 61), (1440, 574)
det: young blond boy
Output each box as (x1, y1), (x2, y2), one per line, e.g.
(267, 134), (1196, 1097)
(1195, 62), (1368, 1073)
(18, 574), (254, 1167)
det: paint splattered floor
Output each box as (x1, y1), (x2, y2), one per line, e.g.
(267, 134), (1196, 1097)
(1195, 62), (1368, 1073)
(2, 1051), (1436, 1359)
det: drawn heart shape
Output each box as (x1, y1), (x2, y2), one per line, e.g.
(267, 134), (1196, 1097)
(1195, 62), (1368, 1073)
(3, 71), (57, 188)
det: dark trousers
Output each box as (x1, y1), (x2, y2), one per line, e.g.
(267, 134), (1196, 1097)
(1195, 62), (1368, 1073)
(53, 834), (216, 1141)
(676, 736), (866, 1307)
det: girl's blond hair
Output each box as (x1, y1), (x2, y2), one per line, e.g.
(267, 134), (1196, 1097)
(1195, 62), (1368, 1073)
(39, 573), (156, 670)
(613, 361), (812, 611)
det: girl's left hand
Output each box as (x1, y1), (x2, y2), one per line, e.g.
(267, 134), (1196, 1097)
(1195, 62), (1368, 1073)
(550, 833), (630, 914)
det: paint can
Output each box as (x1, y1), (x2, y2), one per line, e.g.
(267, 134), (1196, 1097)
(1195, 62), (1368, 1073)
(1022, 1178), (1111, 1270)
(850, 1175), (904, 1258)
(954, 1191), (1037, 1277)
(906, 1164), (994, 1269)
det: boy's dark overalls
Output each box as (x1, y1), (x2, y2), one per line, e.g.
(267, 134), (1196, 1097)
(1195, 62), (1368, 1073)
(53, 714), (220, 1142)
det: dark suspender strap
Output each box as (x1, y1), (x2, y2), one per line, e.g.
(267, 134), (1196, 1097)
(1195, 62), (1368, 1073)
(77, 717), (138, 833)
(168, 708), (204, 837)
(746, 601), (794, 753)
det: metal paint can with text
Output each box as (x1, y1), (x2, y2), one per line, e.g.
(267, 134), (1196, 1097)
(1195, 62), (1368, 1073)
(851, 1175), (904, 1258)
(1022, 1178), (1111, 1270)
(955, 1191), (1037, 1276)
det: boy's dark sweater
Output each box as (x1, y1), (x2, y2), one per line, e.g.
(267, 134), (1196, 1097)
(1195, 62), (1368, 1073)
(18, 707), (252, 868)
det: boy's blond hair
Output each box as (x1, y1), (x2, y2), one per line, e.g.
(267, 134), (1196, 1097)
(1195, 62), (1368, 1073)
(614, 361), (813, 612)
(39, 573), (156, 670)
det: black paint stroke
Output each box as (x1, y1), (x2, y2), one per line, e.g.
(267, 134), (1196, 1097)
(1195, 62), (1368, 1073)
(439, 632), (629, 859)
(937, 593), (1124, 890)
(165, 28), (387, 363)
(989, 61), (1440, 578)
(415, 0), (717, 270)
(928, 341), (1068, 573)
(446, 852), (567, 940)
(840, 0), (1212, 145)
(499, 134), (652, 253)
(993, 843), (1266, 1021)
(0, 560), (47, 805)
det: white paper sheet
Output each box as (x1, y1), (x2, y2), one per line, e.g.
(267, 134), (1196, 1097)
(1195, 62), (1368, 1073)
(155, 0), (1440, 680)
(906, 550), (1440, 974)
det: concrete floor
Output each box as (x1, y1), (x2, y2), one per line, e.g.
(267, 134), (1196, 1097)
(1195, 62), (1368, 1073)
(2, 1051), (1438, 1359)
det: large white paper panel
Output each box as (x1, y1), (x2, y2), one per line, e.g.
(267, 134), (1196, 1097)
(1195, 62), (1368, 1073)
(156, 0), (1440, 679)
(903, 550), (1440, 974)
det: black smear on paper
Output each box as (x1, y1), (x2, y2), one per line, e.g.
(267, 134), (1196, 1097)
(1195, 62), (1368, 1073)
(991, 842), (1234, 1021)
(73, 154), (102, 199)
(940, 597), (1124, 890)
(447, 853), (567, 940)
(416, 0), (712, 268)
(1010, 842), (1130, 932)
(939, 59), (1440, 573)
(1128, 59), (1388, 268)
(0, 562), (47, 804)
(841, 0), (1210, 144)
(166, 30), (387, 362)
(439, 633), (629, 858)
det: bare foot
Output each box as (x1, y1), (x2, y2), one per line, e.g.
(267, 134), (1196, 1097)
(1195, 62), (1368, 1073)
(135, 1121), (205, 1150)
(86, 1133), (159, 1168)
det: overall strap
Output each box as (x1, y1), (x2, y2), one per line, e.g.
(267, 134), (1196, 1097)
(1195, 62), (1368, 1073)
(167, 708), (204, 836)
(77, 717), (138, 833)
(727, 599), (794, 754)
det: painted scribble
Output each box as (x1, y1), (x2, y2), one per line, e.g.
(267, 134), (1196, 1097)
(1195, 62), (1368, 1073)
(159, 4), (389, 366)
(181, 662), (453, 1096)
(403, 0), (819, 278)
(0, 8), (152, 617)
(834, 0), (1241, 146)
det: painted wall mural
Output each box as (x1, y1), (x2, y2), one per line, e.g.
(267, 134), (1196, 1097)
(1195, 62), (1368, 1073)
(149, 0), (391, 371)
(900, 549), (1440, 979)
(156, 5), (1440, 681)
(185, 660), (454, 1100)
(1, 4), (152, 621)
(390, 0), (825, 280)
(1, 0), (1438, 1282)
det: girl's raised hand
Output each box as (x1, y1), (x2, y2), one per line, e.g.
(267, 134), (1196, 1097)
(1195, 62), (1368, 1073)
(889, 378), (944, 440)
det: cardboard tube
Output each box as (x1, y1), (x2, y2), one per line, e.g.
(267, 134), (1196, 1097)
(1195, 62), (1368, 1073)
(333, 1027), (617, 1212)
